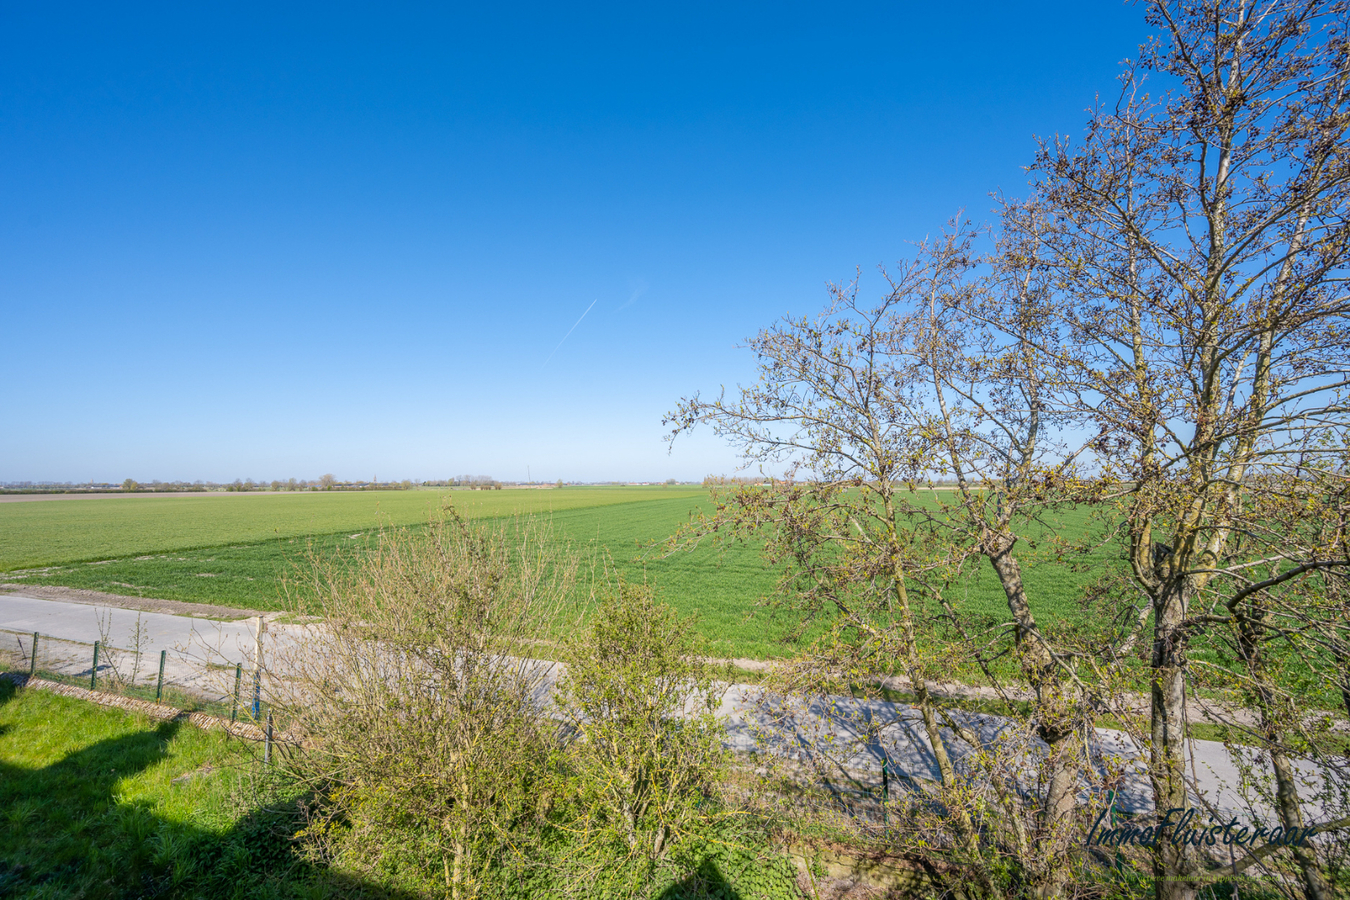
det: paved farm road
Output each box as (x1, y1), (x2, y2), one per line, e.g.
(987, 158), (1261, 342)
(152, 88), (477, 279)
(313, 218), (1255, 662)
(0, 593), (260, 665)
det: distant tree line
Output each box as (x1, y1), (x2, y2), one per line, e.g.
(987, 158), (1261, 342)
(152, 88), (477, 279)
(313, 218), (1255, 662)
(0, 477), (420, 494)
(3, 476), (690, 495)
(700, 475), (767, 487)
(0, 481), (125, 494)
(418, 475), (503, 490)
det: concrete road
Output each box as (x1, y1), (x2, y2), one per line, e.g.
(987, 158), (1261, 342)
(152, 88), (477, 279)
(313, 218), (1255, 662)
(717, 686), (1340, 827)
(0, 593), (266, 700)
(0, 594), (260, 661)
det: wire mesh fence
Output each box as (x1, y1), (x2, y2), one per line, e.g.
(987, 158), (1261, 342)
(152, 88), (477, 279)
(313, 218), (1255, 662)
(0, 623), (272, 725)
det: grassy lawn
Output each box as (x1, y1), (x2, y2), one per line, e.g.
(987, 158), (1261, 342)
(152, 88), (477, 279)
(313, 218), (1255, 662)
(0, 681), (411, 899)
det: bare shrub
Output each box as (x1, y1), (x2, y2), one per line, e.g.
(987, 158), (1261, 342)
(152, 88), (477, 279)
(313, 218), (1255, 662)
(95, 609), (149, 693)
(552, 578), (730, 892)
(268, 508), (576, 899)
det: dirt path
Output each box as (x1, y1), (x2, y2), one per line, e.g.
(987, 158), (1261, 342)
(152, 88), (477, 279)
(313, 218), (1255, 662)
(0, 584), (265, 620)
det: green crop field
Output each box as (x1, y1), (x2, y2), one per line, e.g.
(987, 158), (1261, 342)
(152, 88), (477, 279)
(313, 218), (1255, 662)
(0, 488), (1119, 660)
(0, 487), (702, 571)
(0, 488), (800, 658)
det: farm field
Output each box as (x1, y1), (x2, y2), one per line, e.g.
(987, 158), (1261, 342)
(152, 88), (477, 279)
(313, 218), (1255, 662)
(0, 487), (702, 571)
(0, 488), (1119, 660)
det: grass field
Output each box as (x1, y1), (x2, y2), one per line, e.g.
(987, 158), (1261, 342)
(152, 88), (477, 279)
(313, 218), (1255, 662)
(1, 487), (1119, 661)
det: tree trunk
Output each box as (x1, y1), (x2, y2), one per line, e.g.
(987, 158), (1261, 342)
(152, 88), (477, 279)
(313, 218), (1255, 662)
(985, 536), (1082, 900)
(1269, 745), (1331, 900)
(1150, 581), (1196, 900)
(451, 836), (466, 900)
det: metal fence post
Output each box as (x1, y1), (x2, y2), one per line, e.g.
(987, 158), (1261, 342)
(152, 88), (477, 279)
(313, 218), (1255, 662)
(231, 664), (242, 723)
(264, 712), (273, 766)
(90, 641), (100, 690)
(155, 649), (167, 702)
(881, 758), (890, 828)
(29, 632), (38, 677)
(251, 616), (266, 721)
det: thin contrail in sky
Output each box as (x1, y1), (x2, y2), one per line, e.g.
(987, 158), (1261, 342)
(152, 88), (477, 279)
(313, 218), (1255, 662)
(542, 298), (597, 367)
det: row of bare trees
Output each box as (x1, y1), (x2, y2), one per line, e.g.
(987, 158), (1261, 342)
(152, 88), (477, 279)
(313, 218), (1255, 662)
(668, 1), (1350, 897)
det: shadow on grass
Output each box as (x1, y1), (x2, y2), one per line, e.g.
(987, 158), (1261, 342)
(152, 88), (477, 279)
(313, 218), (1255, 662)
(0, 690), (416, 900)
(657, 858), (744, 900)
(0, 676), (15, 737)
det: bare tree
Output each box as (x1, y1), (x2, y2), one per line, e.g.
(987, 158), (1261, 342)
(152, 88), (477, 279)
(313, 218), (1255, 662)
(669, 3), (1350, 896)
(1008, 1), (1350, 895)
(665, 224), (1107, 897)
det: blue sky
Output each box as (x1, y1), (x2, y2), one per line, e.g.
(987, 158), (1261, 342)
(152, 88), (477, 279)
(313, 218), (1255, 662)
(1, 2), (1149, 484)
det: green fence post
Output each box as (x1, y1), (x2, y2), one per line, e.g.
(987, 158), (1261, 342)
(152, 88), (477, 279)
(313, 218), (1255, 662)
(29, 632), (38, 678)
(881, 758), (890, 828)
(90, 641), (100, 690)
(264, 712), (273, 766)
(231, 664), (242, 723)
(156, 650), (167, 703)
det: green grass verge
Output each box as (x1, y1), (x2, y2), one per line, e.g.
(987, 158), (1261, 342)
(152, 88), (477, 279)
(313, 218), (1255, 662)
(0, 683), (803, 899)
(0, 681), (412, 899)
